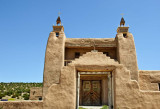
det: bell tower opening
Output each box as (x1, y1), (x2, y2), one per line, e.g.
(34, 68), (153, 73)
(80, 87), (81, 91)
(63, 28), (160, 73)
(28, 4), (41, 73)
(56, 32), (59, 37)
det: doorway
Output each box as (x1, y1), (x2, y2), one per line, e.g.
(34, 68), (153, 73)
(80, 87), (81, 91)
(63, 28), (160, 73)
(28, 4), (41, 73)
(82, 80), (101, 106)
(77, 71), (113, 109)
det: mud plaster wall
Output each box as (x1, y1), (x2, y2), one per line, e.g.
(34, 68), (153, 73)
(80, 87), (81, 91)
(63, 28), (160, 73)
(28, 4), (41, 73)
(115, 67), (160, 109)
(65, 38), (116, 48)
(0, 101), (43, 109)
(65, 48), (117, 60)
(43, 52), (119, 109)
(116, 33), (138, 81)
(43, 31), (65, 96)
(43, 47), (160, 109)
(139, 70), (160, 91)
(43, 65), (76, 109)
(30, 87), (42, 100)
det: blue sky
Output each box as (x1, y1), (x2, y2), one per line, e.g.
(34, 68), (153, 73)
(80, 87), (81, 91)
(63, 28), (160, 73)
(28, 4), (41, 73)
(0, 0), (160, 82)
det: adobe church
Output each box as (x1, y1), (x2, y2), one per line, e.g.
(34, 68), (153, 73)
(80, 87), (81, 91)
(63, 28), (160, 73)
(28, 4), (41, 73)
(2, 16), (160, 109)
(41, 16), (160, 109)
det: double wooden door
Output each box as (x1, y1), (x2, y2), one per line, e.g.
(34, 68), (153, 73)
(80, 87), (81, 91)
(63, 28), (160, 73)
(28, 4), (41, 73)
(82, 80), (101, 106)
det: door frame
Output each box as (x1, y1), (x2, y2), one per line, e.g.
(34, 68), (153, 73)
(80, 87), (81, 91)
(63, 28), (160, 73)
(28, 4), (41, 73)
(76, 71), (113, 109)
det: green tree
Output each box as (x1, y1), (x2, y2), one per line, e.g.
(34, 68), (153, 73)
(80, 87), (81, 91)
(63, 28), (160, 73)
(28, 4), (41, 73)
(0, 94), (5, 99)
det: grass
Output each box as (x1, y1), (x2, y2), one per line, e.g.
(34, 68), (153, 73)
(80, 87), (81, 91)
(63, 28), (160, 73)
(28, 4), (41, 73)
(79, 107), (86, 109)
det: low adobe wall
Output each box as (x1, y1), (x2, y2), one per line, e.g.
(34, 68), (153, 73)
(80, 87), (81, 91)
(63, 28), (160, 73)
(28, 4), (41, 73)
(0, 101), (43, 109)
(30, 87), (42, 100)
(139, 70), (160, 91)
(115, 67), (160, 109)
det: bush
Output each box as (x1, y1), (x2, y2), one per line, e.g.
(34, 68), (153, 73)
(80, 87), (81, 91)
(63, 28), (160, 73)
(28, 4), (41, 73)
(79, 107), (86, 109)
(101, 105), (109, 109)
(0, 94), (5, 99)
(23, 94), (29, 100)
(0, 82), (42, 100)
(11, 95), (16, 98)
(15, 93), (20, 97)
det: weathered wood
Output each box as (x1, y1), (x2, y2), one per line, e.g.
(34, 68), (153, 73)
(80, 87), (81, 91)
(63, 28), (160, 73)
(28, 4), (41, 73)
(82, 80), (101, 106)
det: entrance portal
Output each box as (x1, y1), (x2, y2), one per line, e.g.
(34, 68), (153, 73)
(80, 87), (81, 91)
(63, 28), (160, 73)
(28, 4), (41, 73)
(77, 71), (113, 109)
(82, 80), (101, 106)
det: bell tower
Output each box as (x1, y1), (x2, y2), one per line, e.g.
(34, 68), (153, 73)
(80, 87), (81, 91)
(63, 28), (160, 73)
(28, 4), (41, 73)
(116, 17), (139, 81)
(53, 16), (64, 37)
(43, 15), (66, 97)
(117, 17), (129, 38)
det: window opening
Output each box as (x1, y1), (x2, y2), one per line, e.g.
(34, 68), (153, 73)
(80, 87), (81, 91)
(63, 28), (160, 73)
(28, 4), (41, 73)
(123, 33), (127, 38)
(103, 52), (109, 56)
(39, 97), (42, 100)
(56, 32), (59, 37)
(75, 52), (80, 58)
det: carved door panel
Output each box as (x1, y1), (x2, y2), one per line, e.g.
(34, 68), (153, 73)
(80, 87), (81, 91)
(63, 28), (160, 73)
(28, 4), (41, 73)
(82, 80), (101, 106)
(82, 81), (91, 105)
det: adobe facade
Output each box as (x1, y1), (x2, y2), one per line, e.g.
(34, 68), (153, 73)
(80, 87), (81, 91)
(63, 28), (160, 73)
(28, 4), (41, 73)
(0, 16), (160, 109)
(42, 16), (160, 109)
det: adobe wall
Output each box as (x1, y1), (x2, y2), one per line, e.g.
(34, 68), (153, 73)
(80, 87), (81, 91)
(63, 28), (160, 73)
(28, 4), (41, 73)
(43, 65), (76, 109)
(43, 31), (65, 96)
(114, 66), (160, 109)
(65, 47), (117, 60)
(116, 33), (139, 81)
(0, 101), (43, 109)
(30, 87), (42, 100)
(43, 51), (160, 109)
(43, 51), (119, 109)
(65, 38), (116, 48)
(139, 70), (160, 91)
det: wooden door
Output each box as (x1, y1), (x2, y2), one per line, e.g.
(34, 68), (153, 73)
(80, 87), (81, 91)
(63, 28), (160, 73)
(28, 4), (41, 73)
(82, 80), (101, 106)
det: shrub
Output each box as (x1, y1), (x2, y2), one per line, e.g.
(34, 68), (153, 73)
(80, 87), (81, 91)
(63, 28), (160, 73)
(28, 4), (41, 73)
(0, 94), (5, 99)
(79, 107), (86, 109)
(11, 95), (16, 98)
(0, 82), (42, 100)
(23, 94), (29, 100)
(101, 105), (109, 109)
